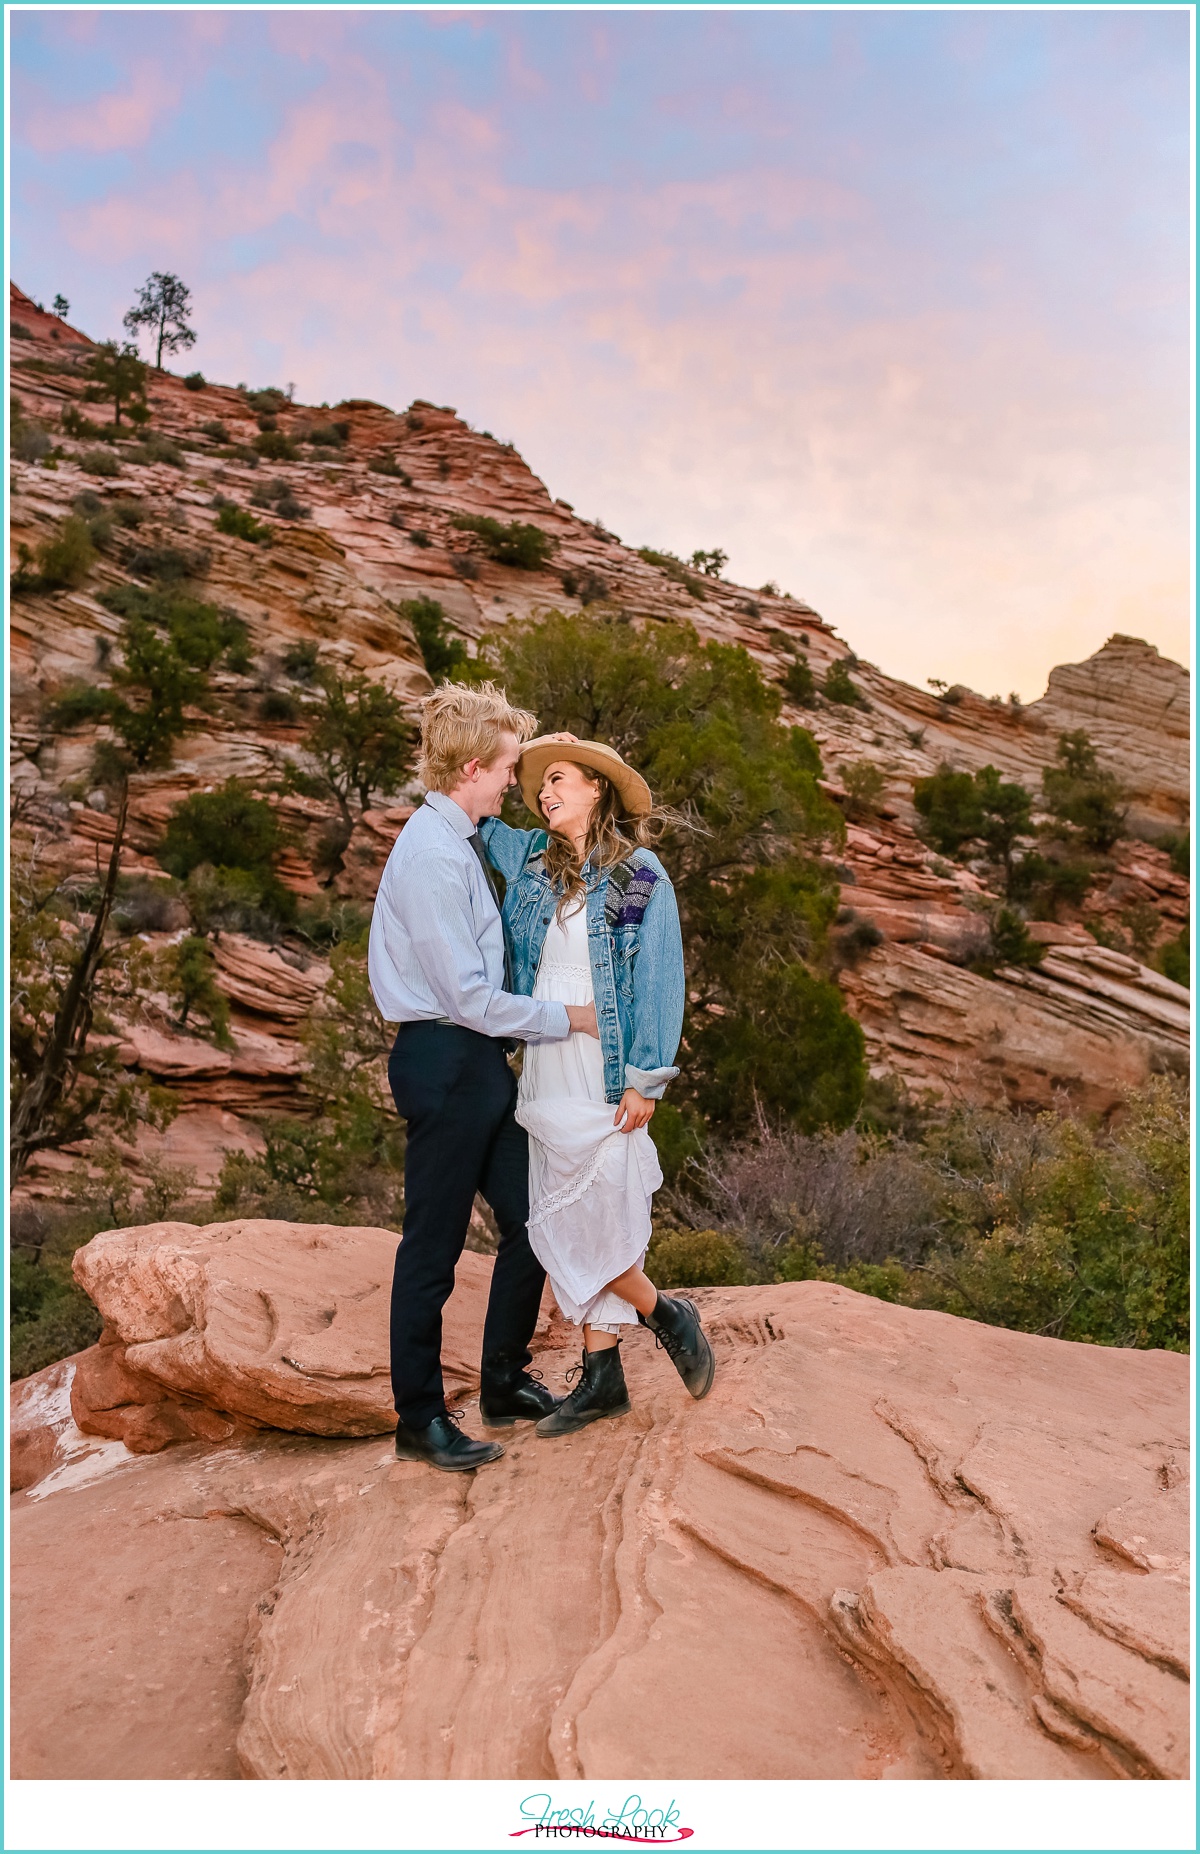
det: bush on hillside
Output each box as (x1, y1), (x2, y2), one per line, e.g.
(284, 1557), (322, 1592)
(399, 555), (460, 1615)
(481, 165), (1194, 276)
(450, 514), (557, 570)
(396, 596), (468, 680)
(822, 659), (866, 707)
(253, 430), (298, 462)
(158, 780), (295, 924)
(1042, 731), (1128, 851)
(215, 500), (273, 544)
(80, 447), (120, 477)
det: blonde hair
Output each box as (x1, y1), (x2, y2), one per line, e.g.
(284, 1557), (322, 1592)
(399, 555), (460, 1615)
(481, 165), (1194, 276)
(417, 680), (537, 794)
(541, 765), (666, 920)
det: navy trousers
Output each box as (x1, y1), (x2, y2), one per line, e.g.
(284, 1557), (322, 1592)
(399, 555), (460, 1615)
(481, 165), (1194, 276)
(387, 1021), (546, 1428)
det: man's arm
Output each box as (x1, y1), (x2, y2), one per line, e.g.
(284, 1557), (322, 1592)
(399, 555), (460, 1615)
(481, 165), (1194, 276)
(391, 850), (573, 1042)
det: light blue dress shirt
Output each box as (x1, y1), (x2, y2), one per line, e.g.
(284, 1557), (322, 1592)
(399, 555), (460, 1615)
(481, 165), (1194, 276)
(367, 791), (571, 1043)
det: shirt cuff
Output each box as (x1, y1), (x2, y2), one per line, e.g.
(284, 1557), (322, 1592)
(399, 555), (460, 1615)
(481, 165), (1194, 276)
(527, 1000), (570, 1042)
(624, 1062), (679, 1100)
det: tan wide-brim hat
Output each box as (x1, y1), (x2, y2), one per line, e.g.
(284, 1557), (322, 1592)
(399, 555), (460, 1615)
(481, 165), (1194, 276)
(517, 736), (653, 822)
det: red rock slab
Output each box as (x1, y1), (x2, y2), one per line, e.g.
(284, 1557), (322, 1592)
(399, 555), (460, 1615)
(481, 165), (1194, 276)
(9, 1281), (1190, 1782)
(1005, 1577), (1189, 1779)
(71, 1220), (498, 1438)
(9, 1443), (282, 1779)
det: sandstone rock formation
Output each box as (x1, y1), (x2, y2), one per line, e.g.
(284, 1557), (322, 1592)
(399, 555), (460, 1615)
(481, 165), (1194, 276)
(839, 940), (1190, 1113)
(9, 279), (1190, 1181)
(68, 1220), (501, 1443)
(11, 1260), (1189, 1780)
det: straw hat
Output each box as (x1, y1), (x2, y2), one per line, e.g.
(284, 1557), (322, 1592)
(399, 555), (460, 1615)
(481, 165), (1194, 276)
(517, 736), (653, 822)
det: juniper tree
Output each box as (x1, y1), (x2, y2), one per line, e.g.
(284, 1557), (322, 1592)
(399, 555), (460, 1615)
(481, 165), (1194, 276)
(123, 271), (197, 370)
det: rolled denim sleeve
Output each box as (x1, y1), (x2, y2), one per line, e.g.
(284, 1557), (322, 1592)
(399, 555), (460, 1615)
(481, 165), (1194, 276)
(479, 816), (547, 883)
(624, 873), (685, 1095)
(394, 851), (568, 1042)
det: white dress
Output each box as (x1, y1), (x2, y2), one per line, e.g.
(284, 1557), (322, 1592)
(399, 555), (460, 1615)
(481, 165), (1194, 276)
(515, 899), (663, 1331)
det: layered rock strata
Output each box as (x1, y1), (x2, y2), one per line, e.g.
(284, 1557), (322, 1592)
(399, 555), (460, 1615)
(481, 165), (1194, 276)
(9, 280), (1191, 1171)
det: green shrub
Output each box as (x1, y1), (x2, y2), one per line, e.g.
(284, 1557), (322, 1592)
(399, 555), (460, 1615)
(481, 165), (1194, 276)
(1042, 731), (1127, 851)
(10, 1268), (102, 1380)
(975, 907), (1045, 974)
(183, 371), (206, 391)
(780, 654), (816, 705)
(1156, 923), (1189, 988)
(216, 501), (273, 544)
(450, 513), (557, 570)
(305, 422), (349, 447)
(822, 659), (865, 706)
(98, 582), (247, 672)
(409, 528), (431, 548)
(914, 762), (1033, 882)
(128, 544), (209, 582)
(254, 430), (298, 462)
(80, 447), (120, 477)
(370, 454), (402, 475)
(44, 681), (113, 729)
(15, 425), (52, 463)
(162, 935), (233, 1047)
(840, 759), (886, 820)
(124, 433), (185, 467)
(159, 779), (283, 882)
(34, 515), (96, 590)
(282, 640), (320, 682)
(636, 546), (706, 599)
(261, 688), (302, 723)
(200, 419), (230, 442)
(647, 1227), (746, 1288)
(396, 596), (467, 679)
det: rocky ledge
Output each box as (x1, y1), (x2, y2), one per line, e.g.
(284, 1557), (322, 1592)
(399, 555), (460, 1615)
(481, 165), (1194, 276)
(10, 1221), (1189, 1781)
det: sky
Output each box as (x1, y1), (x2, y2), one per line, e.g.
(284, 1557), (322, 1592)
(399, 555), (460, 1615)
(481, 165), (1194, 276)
(9, 6), (1192, 699)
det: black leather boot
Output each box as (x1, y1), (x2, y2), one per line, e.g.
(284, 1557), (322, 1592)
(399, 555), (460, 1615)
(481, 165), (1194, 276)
(640, 1293), (715, 1399)
(479, 1359), (562, 1428)
(535, 1345), (631, 1437)
(394, 1411), (505, 1472)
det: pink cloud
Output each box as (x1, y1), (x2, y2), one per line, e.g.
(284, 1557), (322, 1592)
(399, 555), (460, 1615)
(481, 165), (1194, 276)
(23, 57), (180, 154)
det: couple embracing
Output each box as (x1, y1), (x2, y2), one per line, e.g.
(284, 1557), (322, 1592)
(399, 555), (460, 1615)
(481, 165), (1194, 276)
(367, 680), (714, 1472)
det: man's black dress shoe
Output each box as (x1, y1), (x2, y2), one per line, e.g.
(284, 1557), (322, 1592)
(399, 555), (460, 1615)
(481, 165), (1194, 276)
(394, 1411), (504, 1472)
(479, 1363), (562, 1428)
(639, 1293), (716, 1399)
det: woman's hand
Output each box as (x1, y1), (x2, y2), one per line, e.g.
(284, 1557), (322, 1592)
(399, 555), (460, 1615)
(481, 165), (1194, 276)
(542, 730), (579, 744)
(614, 1088), (655, 1133)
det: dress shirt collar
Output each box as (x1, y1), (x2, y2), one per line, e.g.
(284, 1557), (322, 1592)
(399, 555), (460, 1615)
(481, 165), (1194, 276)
(423, 790), (478, 839)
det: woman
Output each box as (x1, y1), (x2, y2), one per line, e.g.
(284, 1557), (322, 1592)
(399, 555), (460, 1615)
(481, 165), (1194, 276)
(480, 734), (715, 1436)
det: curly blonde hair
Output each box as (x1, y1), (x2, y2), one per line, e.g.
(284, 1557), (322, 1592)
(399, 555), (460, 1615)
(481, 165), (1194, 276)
(417, 680), (537, 793)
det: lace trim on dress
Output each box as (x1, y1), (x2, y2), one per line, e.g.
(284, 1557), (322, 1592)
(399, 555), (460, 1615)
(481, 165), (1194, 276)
(527, 1133), (620, 1229)
(537, 961), (593, 983)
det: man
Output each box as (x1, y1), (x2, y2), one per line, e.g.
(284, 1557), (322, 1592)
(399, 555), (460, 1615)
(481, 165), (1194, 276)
(368, 680), (597, 1471)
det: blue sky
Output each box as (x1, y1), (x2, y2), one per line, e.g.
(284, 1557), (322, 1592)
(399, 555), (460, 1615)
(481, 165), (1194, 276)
(10, 7), (1191, 695)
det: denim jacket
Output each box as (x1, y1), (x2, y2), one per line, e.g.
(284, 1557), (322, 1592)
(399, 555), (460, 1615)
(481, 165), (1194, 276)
(480, 817), (685, 1105)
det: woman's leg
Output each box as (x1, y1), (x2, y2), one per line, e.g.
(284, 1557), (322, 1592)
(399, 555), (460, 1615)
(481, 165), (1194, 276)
(583, 1263), (657, 1351)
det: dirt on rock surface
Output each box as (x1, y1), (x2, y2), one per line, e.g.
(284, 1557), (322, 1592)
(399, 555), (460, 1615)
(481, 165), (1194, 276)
(11, 1263), (1189, 1781)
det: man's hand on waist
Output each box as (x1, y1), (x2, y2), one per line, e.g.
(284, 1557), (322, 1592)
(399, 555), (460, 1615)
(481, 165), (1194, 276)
(565, 1002), (599, 1039)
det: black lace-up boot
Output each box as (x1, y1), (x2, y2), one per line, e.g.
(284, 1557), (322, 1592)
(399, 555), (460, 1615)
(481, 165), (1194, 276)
(639, 1293), (715, 1399)
(535, 1345), (631, 1437)
(479, 1358), (562, 1428)
(394, 1410), (505, 1471)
